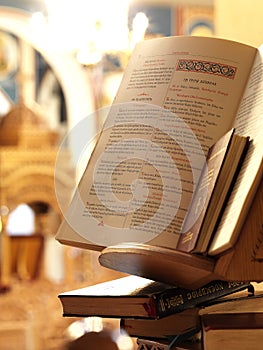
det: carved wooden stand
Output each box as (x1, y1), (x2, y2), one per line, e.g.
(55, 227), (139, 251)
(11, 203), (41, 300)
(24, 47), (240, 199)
(136, 338), (201, 350)
(99, 177), (263, 289)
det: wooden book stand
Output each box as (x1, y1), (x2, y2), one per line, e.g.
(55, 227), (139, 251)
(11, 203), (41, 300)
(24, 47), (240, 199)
(99, 177), (263, 289)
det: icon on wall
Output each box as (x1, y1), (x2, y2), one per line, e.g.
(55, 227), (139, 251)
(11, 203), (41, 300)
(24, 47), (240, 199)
(187, 20), (214, 36)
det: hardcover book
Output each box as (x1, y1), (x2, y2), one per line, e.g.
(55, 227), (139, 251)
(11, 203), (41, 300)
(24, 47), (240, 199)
(120, 308), (200, 339)
(58, 275), (250, 319)
(201, 313), (263, 350)
(199, 293), (263, 349)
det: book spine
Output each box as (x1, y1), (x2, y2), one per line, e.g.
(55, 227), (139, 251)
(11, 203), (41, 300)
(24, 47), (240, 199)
(147, 281), (250, 318)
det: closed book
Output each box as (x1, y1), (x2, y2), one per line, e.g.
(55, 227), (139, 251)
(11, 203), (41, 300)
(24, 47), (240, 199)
(58, 275), (250, 319)
(200, 293), (263, 350)
(121, 308), (200, 339)
(177, 128), (250, 253)
(201, 312), (263, 350)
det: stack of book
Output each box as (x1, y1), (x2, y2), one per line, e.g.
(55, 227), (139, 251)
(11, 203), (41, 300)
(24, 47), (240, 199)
(58, 275), (252, 349)
(199, 291), (263, 350)
(136, 289), (263, 350)
(55, 35), (263, 349)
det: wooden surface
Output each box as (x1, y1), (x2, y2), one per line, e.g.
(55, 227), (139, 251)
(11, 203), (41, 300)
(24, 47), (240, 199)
(100, 176), (263, 288)
(99, 243), (216, 288)
(214, 176), (263, 281)
(10, 234), (44, 280)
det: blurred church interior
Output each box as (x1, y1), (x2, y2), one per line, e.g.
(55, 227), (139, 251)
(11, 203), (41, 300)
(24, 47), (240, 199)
(0, 0), (262, 349)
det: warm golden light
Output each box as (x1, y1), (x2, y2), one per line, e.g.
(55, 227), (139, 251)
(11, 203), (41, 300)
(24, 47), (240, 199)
(6, 204), (34, 235)
(130, 12), (149, 49)
(31, 0), (130, 55)
(66, 317), (134, 350)
(30, 0), (148, 65)
(0, 205), (9, 232)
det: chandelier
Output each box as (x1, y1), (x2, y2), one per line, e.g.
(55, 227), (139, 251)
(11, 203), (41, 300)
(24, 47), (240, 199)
(30, 0), (149, 66)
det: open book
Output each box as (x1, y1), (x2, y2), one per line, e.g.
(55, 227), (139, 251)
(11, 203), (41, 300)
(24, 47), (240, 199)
(56, 35), (263, 257)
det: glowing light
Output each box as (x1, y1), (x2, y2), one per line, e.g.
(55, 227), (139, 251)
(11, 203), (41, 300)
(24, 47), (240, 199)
(6, 204), (35, 235)
(130, 12), (149, 49)
(30, 0), (149, 65)
(113, 328), (135, 350)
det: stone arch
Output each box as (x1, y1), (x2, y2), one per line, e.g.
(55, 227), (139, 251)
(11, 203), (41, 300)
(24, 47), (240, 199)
(0, 7), (96, 163)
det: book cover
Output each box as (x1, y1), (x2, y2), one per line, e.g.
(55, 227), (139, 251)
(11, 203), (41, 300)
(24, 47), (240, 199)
(201, 313), (263, 350)
(121, 308), (200, 339)
(199, 292), (263, 349)
(58, 275), (251, 319)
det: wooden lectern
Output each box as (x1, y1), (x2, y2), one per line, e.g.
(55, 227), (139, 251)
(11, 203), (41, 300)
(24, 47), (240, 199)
(99, 177), (263, 289)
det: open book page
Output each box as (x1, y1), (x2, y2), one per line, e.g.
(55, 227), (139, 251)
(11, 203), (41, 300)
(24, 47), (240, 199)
(114, 36), (256, 147)
(56, 36), (257, 251)
(209, 48), (263, 255)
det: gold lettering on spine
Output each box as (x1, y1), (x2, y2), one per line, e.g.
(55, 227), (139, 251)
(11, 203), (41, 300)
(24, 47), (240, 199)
(159, 298), (165, 312)
(186, 281), (225, 300)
